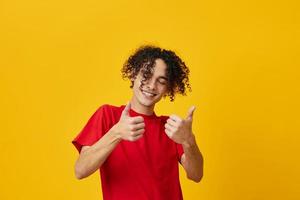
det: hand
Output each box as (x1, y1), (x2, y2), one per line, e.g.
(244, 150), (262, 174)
(113, 102), (145, 141)
(164, 106), (196, 145)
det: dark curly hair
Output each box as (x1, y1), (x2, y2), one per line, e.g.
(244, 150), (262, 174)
(121, 45), (191, 101)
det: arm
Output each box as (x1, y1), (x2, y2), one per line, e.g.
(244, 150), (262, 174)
(74, 126), (122, 179)
(181, 134), (203, 182)
(164, 106), (203, 183)
(74, 102), (145, 179)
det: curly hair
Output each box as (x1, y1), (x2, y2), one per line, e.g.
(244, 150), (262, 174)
(121, 45), (191, 101)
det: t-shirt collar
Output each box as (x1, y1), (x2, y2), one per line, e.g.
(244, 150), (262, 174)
(127, 106), (157, 119)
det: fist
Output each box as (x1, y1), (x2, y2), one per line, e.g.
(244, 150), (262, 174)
(113, 102), (145, 142)
(164, 106), (196, 144)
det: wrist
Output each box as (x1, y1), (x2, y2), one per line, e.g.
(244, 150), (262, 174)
(182, 133), (196, 148)
(111, 124), (123, 141)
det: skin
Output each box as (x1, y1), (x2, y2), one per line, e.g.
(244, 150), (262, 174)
(74, 58), (203, 183)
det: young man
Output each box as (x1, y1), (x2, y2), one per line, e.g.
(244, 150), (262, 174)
(72, 45), (203, 200)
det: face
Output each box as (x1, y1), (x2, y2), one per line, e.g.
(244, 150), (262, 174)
(132, 58), (169, 108)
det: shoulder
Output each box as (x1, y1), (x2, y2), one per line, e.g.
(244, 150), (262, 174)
(96, 104), (125, 115)
(97, 104), (114, 111)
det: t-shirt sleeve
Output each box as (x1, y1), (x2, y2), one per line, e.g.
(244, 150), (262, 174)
(72, 105), (109, 153)
(176, 143), (184, 164)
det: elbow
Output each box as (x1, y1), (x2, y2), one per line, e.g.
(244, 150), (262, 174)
(74, 164), (87, 180)
(75, 171), (84, 180)
(188, 172), (203, 183)
(194, 174), (203, 183)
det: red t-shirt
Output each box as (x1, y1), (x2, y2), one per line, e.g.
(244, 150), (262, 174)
(72, 104), (184, 200)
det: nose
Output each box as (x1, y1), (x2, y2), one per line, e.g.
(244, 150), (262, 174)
(146, 78), (156, 91)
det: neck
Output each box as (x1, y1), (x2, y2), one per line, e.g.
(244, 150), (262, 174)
(130, 97), (155, 116)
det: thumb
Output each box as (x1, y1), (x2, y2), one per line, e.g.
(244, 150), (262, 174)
(186, 106), (196, 120)
(121, 101), (131, 117)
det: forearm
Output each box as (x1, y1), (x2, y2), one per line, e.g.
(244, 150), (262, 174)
(75, 125), (122, 179)
(182, 134), (203, 182)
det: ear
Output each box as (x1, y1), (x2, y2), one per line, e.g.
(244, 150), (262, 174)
(130, 76), (136, 83)
(131, 73), (139, 81)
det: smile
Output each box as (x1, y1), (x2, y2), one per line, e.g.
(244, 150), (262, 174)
(141, 89), (157, 97)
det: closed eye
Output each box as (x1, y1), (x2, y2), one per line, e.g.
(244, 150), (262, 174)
(158, 80), (167, 85)
(157, 77), (168, 85)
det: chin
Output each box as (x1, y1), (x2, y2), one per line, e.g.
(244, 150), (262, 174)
(137, 96), (155, 107)
(142, 97), (162, 107)
(139, 100), (155, 107)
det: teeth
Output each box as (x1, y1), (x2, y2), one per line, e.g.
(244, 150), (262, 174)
(142, 90), (156, 97)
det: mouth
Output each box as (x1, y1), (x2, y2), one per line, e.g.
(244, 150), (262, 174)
(141, 89), (157, 98)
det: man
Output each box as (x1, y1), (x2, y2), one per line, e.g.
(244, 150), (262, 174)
(72, 45), (203, 200)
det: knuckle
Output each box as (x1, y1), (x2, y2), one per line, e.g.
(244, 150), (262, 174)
(130, 131), (135, 136)
(128, 118), (134, 124)
(129, 125), (134, 131)
(135, 136), (141, 140)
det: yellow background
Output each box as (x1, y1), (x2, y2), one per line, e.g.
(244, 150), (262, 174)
(0, 0), (299, 199)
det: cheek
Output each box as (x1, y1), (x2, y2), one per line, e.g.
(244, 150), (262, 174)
(158, 86), (168, 95)
(135, 84), (142, 93)
(133, 78), (142, 89)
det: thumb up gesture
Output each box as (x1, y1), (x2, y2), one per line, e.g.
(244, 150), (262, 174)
(164, 106), (196, 145)
(113, 102), (145, 142)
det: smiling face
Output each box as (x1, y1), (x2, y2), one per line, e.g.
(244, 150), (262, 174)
(131, 58), (169, 113)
